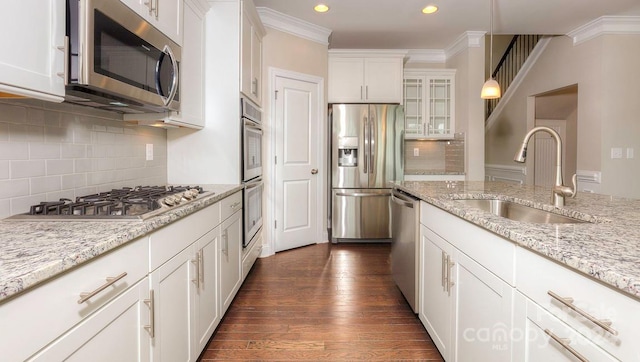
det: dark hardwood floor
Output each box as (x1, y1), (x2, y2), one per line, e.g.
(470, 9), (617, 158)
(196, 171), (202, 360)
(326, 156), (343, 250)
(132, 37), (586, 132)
(198, 242), (444, 361)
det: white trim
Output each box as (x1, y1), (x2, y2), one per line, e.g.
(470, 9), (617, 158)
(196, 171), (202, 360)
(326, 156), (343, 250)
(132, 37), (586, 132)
(445, 31), (485, 59)
(328, 49), (408, 58)
(405, 49), (446, 64)
(264, 67), (325, 257)
(485, 164), (526, 185)
(256, 7), (332, 45)
(576, 170), (601, 184)
(485, 36), (552, 131)
(568, 16), (640, 46)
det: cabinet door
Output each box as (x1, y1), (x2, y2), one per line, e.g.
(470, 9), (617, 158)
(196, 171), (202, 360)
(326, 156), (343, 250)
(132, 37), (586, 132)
(0, 0), (65, 101)
(250, 27), (263, 104)
(364, 58), (403, 103)
(240, 10), (253, 102)
(220, 210), (243, 315)
(167, 0), (205, 128)
(426, 76), (455, 138)
(150, 246), (197, 362)
(403, 76), (425, 137)
(28, 279), (151, 361)
(513, 293), (618, 362)
(194, 226), (221, 352)
(328, 57), (365, 103)
(454, 251), (513, 361)
(419, 225), (454, 360)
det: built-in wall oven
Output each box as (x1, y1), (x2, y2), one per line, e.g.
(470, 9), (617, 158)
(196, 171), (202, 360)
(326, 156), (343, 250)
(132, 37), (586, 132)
(241, 98), (263, 249)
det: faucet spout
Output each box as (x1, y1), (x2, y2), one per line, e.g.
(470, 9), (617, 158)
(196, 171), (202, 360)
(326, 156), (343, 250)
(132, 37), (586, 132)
(513, 126), (576, 207)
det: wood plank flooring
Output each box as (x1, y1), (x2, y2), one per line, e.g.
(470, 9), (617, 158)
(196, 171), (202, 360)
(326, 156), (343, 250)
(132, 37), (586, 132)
(198, 242), (444, 361)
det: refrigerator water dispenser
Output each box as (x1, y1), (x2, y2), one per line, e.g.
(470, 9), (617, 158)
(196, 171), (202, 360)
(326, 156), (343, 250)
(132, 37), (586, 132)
(338, 148), (358, 167)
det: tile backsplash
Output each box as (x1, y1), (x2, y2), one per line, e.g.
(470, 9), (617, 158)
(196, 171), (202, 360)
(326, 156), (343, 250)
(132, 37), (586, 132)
(404, 133), (465, 173)
(0, 101), (167, 218)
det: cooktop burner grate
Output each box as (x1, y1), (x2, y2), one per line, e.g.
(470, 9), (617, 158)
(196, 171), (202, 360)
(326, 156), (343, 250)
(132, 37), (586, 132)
(7, 185), (210, 221)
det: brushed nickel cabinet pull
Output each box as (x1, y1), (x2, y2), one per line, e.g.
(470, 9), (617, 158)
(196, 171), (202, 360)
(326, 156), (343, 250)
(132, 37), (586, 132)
(446, 255), (455, 296)
(191, 253), (200, 289)
(222, 229), (229, 257)
(144, 290), (155, 338)
(77, 272), (127, 304)
(544, 329), (589, 362)
(441, 251), (446, 290)
(199, 249), (204, 285)
(547, 290), (618, 336)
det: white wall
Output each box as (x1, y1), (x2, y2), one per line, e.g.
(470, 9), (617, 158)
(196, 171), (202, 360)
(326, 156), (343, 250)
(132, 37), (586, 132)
(0, 101), (167, 218)
(486, 34), (640, 198)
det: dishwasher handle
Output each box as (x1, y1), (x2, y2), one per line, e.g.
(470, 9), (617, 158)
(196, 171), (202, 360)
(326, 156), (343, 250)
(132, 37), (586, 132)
(391, 191), (417, 208)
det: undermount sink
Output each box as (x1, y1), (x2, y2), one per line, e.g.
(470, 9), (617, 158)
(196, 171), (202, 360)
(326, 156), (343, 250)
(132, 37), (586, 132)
(455, 199), (587, 224)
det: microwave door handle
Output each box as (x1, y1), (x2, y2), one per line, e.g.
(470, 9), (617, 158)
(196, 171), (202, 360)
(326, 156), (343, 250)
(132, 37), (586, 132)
(158, 45), (179, 106)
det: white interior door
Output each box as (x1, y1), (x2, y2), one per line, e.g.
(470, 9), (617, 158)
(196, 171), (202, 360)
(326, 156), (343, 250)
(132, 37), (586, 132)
(274, 75), (321, 252)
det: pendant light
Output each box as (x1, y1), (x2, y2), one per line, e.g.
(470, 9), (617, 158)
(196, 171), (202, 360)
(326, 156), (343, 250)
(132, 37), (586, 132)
(481, 0), (501, 99)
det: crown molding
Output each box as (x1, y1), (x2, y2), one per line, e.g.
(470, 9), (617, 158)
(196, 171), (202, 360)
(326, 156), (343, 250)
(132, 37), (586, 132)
(568, 16), (640, 45)
(405, 49), (446, 64)
(256, 7), (332, 45)
(445, 31), (485, 59)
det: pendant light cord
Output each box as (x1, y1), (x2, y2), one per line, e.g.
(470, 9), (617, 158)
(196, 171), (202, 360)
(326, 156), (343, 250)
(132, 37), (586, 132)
(489, 0), (494, 77)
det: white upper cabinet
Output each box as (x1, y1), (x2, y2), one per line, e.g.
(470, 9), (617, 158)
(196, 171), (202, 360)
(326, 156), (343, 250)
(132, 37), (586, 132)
(403, 69), (456, 139)
(240, 0), (265, 106)
(120, 0), (183, 44)
(0, 0), (65, 102)
(328, 51), (405, 103)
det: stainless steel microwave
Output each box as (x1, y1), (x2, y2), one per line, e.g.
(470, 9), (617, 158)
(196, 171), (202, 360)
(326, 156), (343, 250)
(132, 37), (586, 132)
(64, 0), (181, 113)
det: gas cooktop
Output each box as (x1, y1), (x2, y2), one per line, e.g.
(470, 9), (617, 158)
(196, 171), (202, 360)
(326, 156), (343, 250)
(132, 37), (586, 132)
(5, 185), (213, 221)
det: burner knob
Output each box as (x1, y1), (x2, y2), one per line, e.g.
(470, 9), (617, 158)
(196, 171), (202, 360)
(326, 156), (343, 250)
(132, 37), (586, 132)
(173, 194), (182, 204)
(163, 197), (175, 207)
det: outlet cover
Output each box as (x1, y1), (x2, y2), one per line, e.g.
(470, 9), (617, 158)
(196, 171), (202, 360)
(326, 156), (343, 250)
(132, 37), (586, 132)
(611, 147), (622, 159)
(627, 148), (634, 159)
(146, 144), (154, 161)
(413, 148), (419, 157)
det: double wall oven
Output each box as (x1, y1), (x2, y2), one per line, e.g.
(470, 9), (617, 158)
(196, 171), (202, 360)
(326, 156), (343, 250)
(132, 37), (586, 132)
(241, 98), (264, 249)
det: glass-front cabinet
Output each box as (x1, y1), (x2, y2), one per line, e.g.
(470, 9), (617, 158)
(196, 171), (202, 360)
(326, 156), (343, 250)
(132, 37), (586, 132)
(403, 69), (456, 139)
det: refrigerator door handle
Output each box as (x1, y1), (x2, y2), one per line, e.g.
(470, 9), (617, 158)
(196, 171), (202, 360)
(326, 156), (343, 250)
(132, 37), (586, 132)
(369, 117), (375, 176)
(363, 116), (369, 174)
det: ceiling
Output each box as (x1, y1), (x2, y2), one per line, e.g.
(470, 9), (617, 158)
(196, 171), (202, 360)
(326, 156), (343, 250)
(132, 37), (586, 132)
(253, 0), (640, 49)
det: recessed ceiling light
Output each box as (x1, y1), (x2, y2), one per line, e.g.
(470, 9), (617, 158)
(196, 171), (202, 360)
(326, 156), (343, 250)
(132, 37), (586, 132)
(422, 5), (438, 14)
(314, 4), (329, 13)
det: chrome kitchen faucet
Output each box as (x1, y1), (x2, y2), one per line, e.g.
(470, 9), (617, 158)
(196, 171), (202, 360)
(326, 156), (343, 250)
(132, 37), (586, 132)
(513, 126), (577, 207)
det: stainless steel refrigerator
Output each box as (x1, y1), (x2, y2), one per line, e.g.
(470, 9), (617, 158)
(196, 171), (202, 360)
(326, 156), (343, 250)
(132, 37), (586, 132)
(330, 104), (404, 242)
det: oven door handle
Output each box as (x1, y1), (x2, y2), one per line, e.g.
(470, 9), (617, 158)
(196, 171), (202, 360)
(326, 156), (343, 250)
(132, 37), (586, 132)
(245, 180), (263, 189)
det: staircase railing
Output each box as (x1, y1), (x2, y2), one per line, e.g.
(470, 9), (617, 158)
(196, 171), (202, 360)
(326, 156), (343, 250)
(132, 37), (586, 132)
(486, 35), (542, 118)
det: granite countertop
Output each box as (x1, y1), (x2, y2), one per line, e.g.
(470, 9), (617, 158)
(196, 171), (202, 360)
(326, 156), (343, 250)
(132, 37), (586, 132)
(0, 184), (243, 303)
(392, 180), (640, 300)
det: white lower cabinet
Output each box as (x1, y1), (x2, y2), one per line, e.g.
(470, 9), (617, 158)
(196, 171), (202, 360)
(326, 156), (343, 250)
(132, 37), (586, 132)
(194, 226), (221, 352)
(28, 278), (151, 361)
(419, 202), (515, 361)
(150, 245), (198, 361)
(419, 224), (513, 361)
(220, 207), (243, 315)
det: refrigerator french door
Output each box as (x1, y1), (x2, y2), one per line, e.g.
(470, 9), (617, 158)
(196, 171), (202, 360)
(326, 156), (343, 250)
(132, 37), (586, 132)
(330, 104), (404, 241)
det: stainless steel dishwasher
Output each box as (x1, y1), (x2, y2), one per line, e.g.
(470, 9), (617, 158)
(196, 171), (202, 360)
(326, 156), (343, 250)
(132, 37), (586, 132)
(391, 189), (420, 313)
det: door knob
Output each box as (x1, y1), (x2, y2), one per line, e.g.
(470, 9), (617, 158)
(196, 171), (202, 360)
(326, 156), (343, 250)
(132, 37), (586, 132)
(311, 169), (318, 174)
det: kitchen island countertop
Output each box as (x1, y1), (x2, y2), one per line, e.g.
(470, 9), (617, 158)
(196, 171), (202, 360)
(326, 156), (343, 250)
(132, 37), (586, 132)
(0, 184), (243, 302)
(392, 181), (640, 300)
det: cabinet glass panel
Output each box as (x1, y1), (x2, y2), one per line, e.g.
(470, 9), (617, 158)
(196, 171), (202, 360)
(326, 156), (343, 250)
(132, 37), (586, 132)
(428, 79), (451, 136)
(404, 78), (424, 136)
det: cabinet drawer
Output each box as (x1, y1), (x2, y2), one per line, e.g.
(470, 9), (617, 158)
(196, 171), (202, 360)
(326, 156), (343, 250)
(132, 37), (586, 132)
(0, 237), (148, 362)
(420, 202), (516, 286)
(149, 201), (220, 270)
(516, 248), (640, 361)
(221, 191), (242, 221)
(518, 296), (617, 361)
